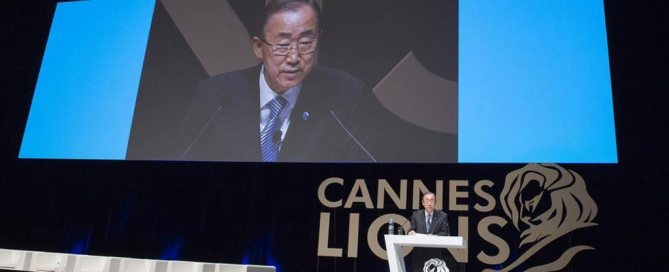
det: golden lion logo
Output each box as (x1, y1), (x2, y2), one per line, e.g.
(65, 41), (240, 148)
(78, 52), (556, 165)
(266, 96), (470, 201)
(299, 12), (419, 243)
(494, 164), (598, 271)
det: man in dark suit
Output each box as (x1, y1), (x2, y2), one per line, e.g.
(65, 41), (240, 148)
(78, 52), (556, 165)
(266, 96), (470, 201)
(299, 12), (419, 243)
(408, 192), (454, 271)
(175, 0), (375, 162)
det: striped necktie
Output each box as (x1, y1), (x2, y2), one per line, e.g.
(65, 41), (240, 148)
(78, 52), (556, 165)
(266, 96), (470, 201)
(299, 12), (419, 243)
(260, 96), (288, 161)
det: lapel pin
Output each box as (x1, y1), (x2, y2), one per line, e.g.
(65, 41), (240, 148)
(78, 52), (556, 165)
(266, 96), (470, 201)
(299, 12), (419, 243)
(302, 111), (310, 121)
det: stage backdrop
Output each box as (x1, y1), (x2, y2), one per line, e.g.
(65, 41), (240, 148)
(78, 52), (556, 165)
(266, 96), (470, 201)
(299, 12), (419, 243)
(2, 1), (668, 272)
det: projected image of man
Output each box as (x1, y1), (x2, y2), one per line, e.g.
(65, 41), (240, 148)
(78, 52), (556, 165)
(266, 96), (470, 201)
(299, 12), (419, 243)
(176, 0), (375, 162)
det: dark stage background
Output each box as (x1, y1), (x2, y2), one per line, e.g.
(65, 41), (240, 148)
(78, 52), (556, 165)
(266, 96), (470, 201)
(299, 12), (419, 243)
(2, 0), (668, 271)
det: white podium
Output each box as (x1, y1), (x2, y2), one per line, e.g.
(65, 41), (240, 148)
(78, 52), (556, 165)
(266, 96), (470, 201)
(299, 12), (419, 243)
(384, 235), (465, 272)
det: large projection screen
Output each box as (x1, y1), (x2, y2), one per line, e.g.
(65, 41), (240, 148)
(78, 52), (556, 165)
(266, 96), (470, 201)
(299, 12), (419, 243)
(19, 0), (616, 163)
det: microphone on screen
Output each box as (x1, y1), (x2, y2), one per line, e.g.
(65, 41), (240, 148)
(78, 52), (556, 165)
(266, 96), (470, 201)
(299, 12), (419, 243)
(178, 104), (224, 160)
(272, 130), (283, 144)
(329, 109), (377, 162)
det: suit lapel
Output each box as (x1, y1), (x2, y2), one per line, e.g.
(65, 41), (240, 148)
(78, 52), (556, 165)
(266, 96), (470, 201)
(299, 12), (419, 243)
(430, 212), (439, 234)
(279, 67), (335, 160)
(419, 210), (428, 233)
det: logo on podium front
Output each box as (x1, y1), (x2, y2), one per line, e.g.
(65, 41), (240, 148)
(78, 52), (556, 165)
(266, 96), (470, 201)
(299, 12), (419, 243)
(423, 258), (448, 272)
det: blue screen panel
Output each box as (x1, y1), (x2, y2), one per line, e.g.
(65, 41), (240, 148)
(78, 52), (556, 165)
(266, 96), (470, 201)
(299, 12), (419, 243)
(19, 1), (155, 159)
(459, 0), (617, 163)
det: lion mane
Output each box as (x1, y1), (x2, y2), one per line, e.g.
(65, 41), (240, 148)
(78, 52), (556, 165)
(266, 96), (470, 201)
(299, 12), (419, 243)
(500, 164), (598, 247)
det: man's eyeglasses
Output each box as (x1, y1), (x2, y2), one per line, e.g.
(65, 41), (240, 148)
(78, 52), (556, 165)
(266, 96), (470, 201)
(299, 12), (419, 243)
(259, 38), (318, 56)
